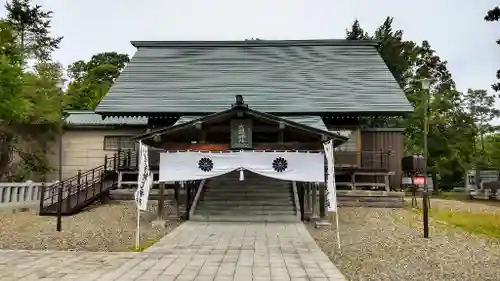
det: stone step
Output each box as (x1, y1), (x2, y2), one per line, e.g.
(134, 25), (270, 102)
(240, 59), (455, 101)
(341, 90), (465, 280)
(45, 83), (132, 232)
(204, 186), (290, 191)
(208, 178), (284, 182)
(198, 200), (294, 207)
(205, 184), (290, 188)
(206, 181), (288, 184)
(204, 190), (291, 194)
(204, 191), (291, 195)
(203, 188), (292, 193)
(203, 189), (292, 195)
(201, 195), (294, 201)
(207, 179), (288, 182)
(203, 191), (292, 196)
(190, 214), (299, 222)
(195, 209), (297, 216)
(197, 204), (295, 211)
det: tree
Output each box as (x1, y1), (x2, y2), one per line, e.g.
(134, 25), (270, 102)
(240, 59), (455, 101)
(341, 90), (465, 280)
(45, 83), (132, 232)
(374, 17), (419, 88)
(0, 21), (24, 121)
(65, 52), (130, 110)
(10, 61), (63, 180)
(0, 15), (62, 181)
(346, 17), (419, 127)
(404, 40), (469, 189)
(0, 21), (24, 178)
(4, 0), (63, 63)
(482, 133), (500, 170)
(485, 6), (500, 91)
(460, 89), (500, 167)
(345, 20), (369, 40)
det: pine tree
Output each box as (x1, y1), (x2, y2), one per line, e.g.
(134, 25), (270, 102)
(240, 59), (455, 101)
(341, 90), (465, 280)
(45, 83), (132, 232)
(4, 0), (63, 62)
(345, 20), (369, 40)
(484, 7), (500, 91)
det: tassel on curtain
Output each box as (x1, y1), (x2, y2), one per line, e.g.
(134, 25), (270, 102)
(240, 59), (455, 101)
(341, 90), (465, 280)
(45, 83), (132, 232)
(239, 168), (245, 181)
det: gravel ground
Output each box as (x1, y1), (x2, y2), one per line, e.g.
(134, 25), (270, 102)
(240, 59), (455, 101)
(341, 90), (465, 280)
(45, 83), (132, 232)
(0, 200), (181, 252)
(307, 200), (500, 281)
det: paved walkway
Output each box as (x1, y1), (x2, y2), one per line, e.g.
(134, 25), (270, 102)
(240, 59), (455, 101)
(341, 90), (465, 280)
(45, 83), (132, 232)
(0, 222), (346, 281)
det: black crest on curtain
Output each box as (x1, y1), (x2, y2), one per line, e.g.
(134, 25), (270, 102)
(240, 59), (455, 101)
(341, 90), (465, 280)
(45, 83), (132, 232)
(198, 157), (214, 172)
(272, 157), (288, 172)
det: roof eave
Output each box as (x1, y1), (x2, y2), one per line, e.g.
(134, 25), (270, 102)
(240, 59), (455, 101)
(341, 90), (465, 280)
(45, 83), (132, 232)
(95, 109), (413, 118)
(130, 39), (380, 49)
(135, 107), (348, 146)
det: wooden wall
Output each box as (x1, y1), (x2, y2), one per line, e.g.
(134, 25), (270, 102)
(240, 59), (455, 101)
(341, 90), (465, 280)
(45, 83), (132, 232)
(360, 128), (405, 189)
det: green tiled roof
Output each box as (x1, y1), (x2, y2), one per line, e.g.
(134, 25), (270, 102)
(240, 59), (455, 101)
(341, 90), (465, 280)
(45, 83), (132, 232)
(285, 116), (328, 131)
(95, 40), (412, 116)
(64, 110), (147, 126)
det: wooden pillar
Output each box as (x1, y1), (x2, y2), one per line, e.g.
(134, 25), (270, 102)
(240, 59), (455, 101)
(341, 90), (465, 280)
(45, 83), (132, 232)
(351, 172), (356, 190)
(311, 183), (317, 219)
(305, 183), (311, 218)
(298, 183), (305, 221)
(186, 183), (192, 219)
(319, 182), (326, 219)
(158, 182), (165, 220)
(175, 183), (180, 218)
(278, 122), (285, 143)
(196, 122), (206, 144)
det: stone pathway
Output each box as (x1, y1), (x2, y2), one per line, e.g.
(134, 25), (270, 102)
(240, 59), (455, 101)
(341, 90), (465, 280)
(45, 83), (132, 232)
(0, 222), (346, 280)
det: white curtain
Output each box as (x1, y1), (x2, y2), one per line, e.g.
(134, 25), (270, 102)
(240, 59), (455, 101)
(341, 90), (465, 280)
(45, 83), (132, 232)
(159, 151), (239, 182)
(241, 151), (324, 182)
(159, 151), (325, 183)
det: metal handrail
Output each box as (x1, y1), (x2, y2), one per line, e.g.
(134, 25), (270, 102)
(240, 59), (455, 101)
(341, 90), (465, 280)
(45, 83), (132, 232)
(39, 154), (118, 211)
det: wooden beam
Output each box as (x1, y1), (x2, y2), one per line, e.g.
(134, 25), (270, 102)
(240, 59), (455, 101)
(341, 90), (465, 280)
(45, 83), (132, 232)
(158, 182), (165, 220)
(254, 142), (321, 150)
(160, 124), (329, 135)
(319, 183), (326, 219)
(299, 183), (305, 221)
(195, 122), (207, 144)
(186, 183), (192, 219)
(355, 127), (362, 165)
(305, 184), (311, 218)
(174, 183), (180, 218)
(207, 125), (287, 133)
(161, 142), (322, 151)
(278, 122), (284, 144)
(311, 184), (317, 219)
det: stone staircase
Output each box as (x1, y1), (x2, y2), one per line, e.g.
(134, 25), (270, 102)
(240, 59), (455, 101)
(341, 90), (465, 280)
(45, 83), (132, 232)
(191, 171), (300, 222)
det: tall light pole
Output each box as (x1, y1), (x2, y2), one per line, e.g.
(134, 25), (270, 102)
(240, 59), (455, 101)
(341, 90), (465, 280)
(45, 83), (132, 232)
(421, 78), (431, 238)
(56, 80), (64, 232)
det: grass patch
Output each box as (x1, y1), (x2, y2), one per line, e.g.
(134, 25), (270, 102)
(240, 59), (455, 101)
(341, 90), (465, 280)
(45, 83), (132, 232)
(128, 238), (160, 252)
(412, 207), (500, 239)
(433, 192), (469, 201)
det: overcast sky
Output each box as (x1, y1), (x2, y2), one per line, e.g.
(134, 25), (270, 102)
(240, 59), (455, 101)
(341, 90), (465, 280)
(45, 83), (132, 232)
(0, 0), (498, 95)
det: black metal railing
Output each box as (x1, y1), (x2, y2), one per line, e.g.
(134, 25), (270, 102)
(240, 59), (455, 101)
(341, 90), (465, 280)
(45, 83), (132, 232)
(39, 154), (118, 213)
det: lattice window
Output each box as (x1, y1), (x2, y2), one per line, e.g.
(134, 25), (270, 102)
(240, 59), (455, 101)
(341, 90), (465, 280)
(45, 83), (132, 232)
(103, 135), (135, 151)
